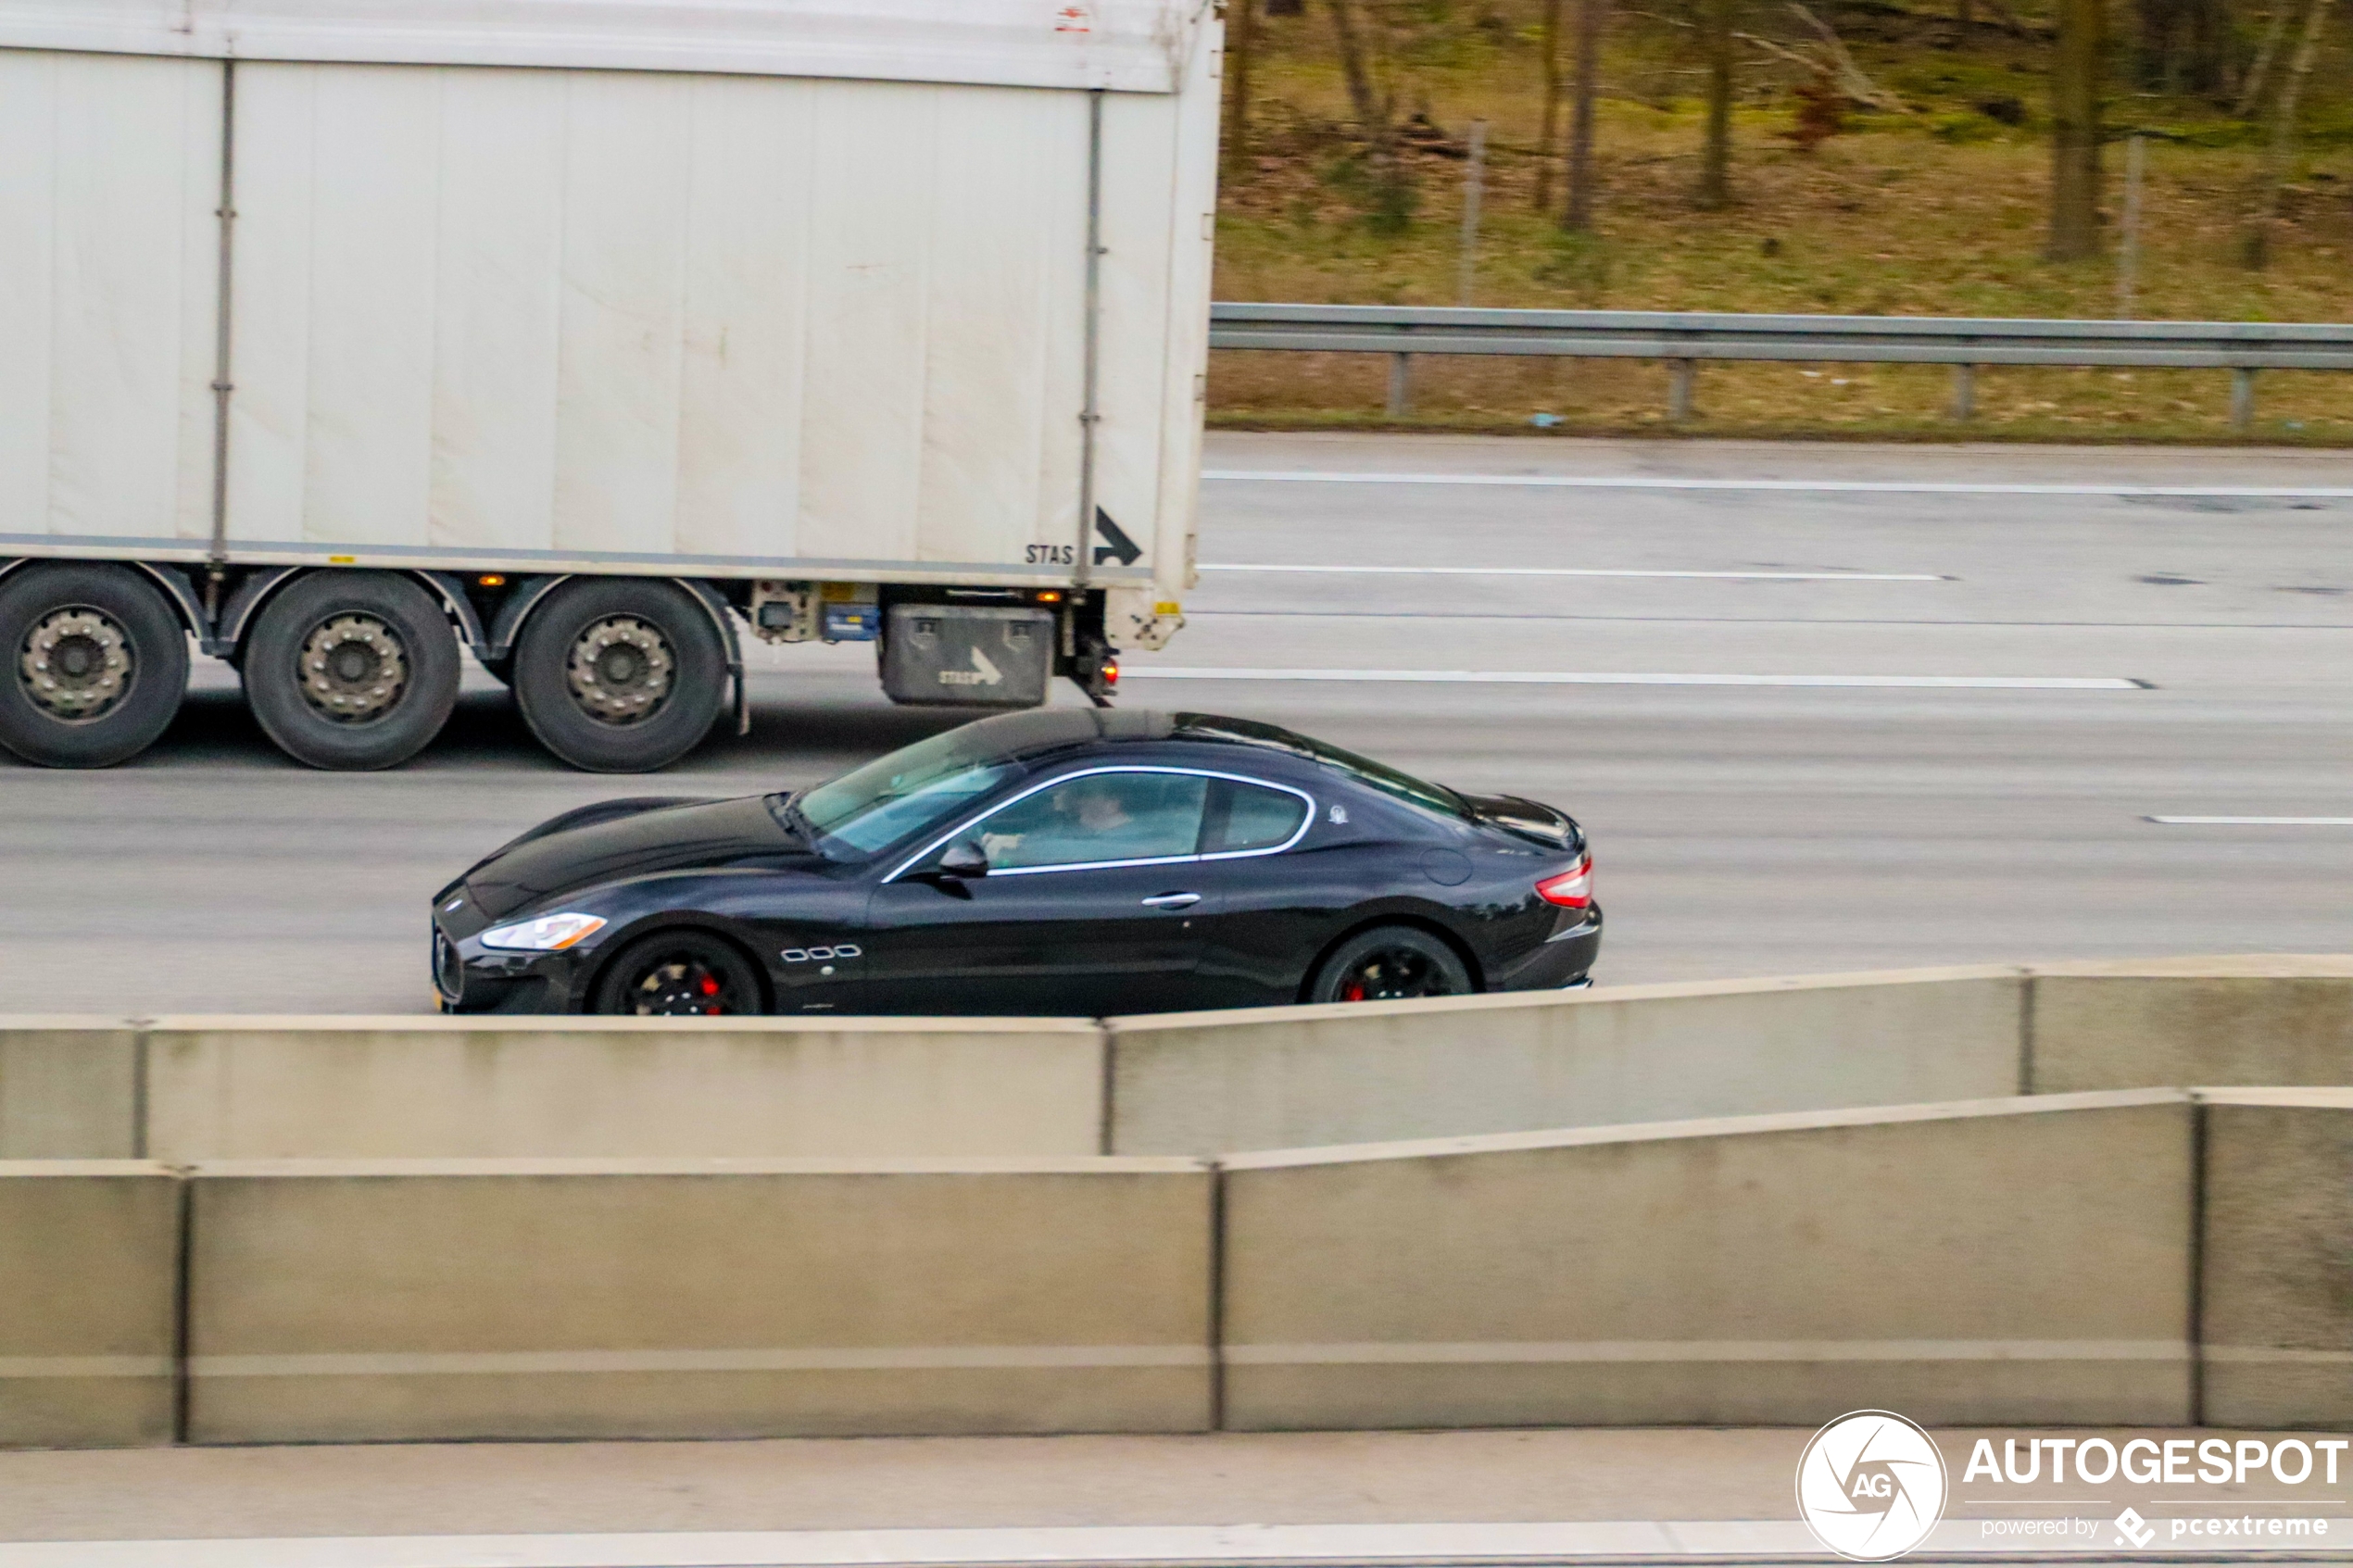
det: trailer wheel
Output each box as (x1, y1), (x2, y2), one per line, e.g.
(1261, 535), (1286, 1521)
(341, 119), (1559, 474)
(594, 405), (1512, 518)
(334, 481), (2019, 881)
(0, 562), (190, 768)
(243, 571), (460, 771)
(511, 578), (725, 772)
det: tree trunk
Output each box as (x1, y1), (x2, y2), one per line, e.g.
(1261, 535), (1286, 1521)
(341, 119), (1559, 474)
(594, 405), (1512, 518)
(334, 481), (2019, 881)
(1563, 0), (1606, 229)
(1326, 0), (1387, 140)
(1698, 0), (1734, 207)
(1222, 0), (1258, 178)
(2185, 0), (2228, 94)
(1535, 0), (1565, 209)
(2047, 0), (2105, 260)
(2235, 2), (2289, 112)
(1326, 0), (1411, 230)
(2241, 0), (2332, 266)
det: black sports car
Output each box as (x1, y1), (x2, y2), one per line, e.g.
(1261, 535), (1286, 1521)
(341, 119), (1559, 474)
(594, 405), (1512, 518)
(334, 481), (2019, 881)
(431, 709), (1600, 1017)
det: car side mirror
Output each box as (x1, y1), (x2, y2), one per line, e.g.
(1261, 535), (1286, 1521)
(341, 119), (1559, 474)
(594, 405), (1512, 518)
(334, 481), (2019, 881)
(937, 840), (989, 879)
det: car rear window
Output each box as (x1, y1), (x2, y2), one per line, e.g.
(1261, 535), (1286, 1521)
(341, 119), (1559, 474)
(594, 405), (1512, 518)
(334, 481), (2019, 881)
(1202, 778), (1309, 854)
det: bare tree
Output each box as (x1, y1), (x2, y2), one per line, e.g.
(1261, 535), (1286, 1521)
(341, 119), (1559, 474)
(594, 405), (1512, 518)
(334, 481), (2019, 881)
(1223, 0), (1259, 178)
(2236, 2), (2291, 111)
(1563, 0), (1608, 229)
(2046, 0), (2105, 260)
(1324, 0), (1411, 228)
(2241, 0), (2333, 266)
(1535, 0), (1566, 209)
(2134, 0), (2229, 94)
(1699, 0), (1735, 207)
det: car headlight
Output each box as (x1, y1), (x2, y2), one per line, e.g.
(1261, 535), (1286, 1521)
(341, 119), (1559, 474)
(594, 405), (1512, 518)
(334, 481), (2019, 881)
(478, 912), (608, 951)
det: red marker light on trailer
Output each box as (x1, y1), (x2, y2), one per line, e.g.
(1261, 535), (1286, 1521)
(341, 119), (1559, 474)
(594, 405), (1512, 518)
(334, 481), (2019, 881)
(1102, 659), (1119, 686)
(1535, 856), (1592, 909)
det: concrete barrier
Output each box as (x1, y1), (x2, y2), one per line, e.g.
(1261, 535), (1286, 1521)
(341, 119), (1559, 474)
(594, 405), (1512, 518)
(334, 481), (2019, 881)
(2030, 959), (2353, 1095)
(0, 1020), (142, 1159)
(7, 957), (2353, 1165)
(1218, 1091), (2196, 1430)
(2197, 1087), (2353, 1427)
(183, 1156), (1214, 1443)
(140, 1016), (1104, 1160)
(0, 1160), (181, 1447)
(1107, 969), (2025, 1155)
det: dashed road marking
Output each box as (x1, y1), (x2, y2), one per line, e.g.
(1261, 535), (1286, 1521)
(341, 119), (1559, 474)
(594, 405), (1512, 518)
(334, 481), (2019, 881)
(2145, 815), (2353, 825)
(1124, 668), (2149, 690)
(1203, 469), (2353, 498)
(1198, 563), (1950, 582)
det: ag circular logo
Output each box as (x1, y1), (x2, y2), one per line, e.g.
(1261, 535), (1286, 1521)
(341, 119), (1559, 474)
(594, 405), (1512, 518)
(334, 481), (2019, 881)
(1795, 1410), (1949, 1562)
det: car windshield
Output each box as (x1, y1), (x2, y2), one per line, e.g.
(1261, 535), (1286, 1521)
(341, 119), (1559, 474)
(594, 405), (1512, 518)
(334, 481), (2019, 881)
(1178, 713), (1469, 821)
(782, 731), (1020, 860)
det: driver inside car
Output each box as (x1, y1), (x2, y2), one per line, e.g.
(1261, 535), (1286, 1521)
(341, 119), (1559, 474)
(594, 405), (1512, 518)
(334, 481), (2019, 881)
(978, 773), (1202, 871)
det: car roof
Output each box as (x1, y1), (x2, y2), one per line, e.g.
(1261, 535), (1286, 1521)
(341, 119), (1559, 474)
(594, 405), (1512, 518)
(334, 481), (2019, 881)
(950, 709), (1325, 769)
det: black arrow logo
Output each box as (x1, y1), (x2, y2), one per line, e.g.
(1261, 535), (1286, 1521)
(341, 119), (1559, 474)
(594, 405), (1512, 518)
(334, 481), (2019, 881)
(1092, 508), (1142, 567)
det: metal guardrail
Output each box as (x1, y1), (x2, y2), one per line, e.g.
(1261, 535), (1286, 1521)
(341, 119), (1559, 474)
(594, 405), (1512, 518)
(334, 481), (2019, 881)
(1207, 302), (2353, 428)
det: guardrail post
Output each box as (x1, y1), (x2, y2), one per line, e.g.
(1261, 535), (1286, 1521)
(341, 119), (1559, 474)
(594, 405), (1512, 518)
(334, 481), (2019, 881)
(1949, 364), (1977, 421)
(1667, 358), (1695, 422)
(1386, 352), (1413, 419)
(2231, 368), (2256, 433)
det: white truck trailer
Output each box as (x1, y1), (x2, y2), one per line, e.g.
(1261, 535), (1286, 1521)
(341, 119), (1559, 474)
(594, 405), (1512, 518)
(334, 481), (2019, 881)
(0, 0), (1216, 771)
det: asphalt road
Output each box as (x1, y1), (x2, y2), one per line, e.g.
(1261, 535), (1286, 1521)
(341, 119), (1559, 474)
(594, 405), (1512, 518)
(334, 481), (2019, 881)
(5, 433), (2349, 1014)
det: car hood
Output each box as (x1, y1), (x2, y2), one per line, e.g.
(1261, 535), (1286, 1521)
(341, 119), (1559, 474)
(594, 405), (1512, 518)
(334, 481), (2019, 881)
(463, 795), (801, 920)
(1455, 790), (1582, 850)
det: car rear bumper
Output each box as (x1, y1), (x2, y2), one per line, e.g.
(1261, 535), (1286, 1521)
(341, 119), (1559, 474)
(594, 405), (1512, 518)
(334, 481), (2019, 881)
(1493, 904), (1603, 992)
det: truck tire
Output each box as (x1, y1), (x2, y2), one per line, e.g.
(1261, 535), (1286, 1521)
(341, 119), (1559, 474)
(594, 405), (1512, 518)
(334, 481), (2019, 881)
(511, 578), (725, 772)
(243, 570), (460, 771)
(0, 562), (190, 768)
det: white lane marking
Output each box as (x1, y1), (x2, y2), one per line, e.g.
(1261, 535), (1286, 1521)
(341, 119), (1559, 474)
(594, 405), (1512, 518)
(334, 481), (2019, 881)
(0, 1522), (1794, 1568)
(1125, 668), (2148, 690)
(1224, 1337), (2183, 1364)
(1199, 563), (1949, 582)
(0, 1354), (173, 1379)
(1204, 468), (2353, 497)
(2146, 815), (2353, 825)
(190, 1346), (1209, 1377)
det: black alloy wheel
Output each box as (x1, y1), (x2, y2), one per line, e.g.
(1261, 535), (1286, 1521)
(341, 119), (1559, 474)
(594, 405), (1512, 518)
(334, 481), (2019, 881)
(0, 562), (190, 768)
(243, 571), (460, 771)
(593, 931), (765, 1017)
(511, 578), (726, 772)
(1305, 924), (1475, 1005)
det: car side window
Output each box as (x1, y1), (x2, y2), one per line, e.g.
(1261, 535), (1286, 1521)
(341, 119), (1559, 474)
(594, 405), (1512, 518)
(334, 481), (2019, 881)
(975, 771), (1209, 872)
(1202, 777), (1310, 855)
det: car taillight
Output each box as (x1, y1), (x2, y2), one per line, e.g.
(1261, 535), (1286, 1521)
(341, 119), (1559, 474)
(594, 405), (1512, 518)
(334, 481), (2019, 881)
(1536, 855), (1592, 909)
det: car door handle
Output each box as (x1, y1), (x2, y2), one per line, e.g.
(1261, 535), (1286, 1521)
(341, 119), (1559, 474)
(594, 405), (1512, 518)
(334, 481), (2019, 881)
(1141, 892), (1202, 909)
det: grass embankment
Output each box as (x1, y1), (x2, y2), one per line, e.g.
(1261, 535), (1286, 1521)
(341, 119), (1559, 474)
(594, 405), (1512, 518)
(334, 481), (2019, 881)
(1209, 4), (2353, 442)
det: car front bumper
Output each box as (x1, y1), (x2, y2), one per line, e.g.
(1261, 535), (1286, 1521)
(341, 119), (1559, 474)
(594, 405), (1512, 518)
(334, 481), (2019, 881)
(433, 924), (589, 1014)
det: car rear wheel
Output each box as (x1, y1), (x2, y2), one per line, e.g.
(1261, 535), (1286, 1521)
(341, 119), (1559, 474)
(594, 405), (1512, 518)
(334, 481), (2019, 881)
(593, 930), (765, 1017)
(1305, 924), (1474, 1005)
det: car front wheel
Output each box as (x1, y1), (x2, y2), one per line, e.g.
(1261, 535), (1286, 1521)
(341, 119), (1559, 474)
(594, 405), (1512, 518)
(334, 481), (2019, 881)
(1304, 924), (1474, 1005)
(592, 930), (765, 1017)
